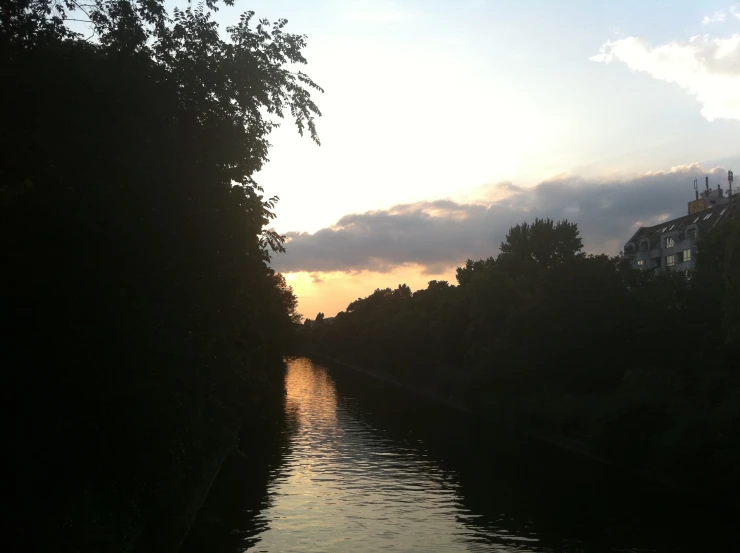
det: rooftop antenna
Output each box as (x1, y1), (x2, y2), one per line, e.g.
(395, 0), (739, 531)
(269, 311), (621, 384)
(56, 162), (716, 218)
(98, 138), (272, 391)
(693, 178), (699, 200)
(729, 169), (734, 196)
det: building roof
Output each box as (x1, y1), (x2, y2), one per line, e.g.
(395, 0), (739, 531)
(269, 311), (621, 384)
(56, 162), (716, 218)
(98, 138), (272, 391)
(624, 195), (737, 250)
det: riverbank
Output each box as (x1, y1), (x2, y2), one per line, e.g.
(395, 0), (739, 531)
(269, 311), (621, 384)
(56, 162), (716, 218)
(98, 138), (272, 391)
(179, 382), (291, 553)
(130, 424), (241, 553)
(142, 363), (289, 553)
(305, 351), (703, 498)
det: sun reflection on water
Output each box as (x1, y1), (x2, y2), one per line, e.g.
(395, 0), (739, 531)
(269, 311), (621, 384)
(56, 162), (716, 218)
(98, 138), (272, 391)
(247, 358), (542, 553)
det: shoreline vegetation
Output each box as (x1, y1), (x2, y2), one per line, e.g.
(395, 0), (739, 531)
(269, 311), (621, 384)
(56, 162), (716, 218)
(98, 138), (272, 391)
(3, 2), (317, 551)
(301, 217), (740, 507)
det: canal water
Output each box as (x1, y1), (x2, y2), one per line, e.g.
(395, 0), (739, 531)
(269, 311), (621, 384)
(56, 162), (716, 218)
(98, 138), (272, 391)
(182, 357), (737, 553)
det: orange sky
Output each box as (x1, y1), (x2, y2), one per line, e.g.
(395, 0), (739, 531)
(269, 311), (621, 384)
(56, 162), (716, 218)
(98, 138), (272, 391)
(285, 265), (457, 319)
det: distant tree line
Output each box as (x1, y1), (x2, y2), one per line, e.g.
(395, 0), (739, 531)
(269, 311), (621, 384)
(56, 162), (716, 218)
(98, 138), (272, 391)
(2, 1), (319, 550)
(303, 217), (740, 499)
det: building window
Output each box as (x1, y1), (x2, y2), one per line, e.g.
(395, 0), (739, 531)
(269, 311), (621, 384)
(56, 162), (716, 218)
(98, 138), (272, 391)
(666, 254), (675, 267)
(687, 229), (697, 239)
(665, 237), (675, 248)
(683, 249), (691, 262)
(640, 241), (648, 252)
(636, 260), (643, 268)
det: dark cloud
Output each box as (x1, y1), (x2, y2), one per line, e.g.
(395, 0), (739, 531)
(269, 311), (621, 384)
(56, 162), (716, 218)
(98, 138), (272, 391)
(271, 162), (738, 275)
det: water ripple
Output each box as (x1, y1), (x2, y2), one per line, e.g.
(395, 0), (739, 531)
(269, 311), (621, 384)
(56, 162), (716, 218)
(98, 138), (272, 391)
(247, 358), (546, 553)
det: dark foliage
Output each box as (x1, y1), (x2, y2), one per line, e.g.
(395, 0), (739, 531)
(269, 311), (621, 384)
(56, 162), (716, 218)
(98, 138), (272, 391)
(2, 1), (319, 550)
(303, 217), (740, 499)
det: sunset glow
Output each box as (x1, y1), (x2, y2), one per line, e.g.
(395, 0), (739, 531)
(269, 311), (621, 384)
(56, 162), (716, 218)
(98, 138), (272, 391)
(227, 0), (740, 317)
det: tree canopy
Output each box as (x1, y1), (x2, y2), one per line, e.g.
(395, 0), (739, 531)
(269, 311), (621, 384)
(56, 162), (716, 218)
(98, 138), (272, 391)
(499, 218), (583, 267)
(2, 1), (320, 550)
(303, 216), (740, 500)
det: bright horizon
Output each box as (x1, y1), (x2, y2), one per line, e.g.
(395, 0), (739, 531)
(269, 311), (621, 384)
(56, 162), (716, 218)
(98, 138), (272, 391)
(223, 0), (740, 319)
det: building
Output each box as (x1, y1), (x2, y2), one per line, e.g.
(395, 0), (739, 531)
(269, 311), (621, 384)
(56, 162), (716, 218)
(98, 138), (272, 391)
(623, 173), (736, 272)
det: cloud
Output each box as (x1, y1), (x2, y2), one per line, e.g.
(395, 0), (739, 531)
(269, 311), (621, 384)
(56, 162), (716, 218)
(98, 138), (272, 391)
(271, 163), (736, 275)
(703, 11), (727, 25)
(590, 34), (740, 121)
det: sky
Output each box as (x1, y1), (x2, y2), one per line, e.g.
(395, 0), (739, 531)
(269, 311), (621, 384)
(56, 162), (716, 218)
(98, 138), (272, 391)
(203, 0), (740, 318)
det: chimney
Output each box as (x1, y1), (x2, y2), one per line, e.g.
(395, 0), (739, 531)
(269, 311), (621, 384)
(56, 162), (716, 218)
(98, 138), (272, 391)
(694, 179), (699, 200)
(706, 175), (709, 191)
(729, 170), (734, 196)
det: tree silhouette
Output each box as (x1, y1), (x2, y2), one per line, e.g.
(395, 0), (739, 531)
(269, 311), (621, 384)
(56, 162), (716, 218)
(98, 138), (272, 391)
(2, 1), (320, 550)
(499, 218), (583, 267)
(304, 217), (740, 500)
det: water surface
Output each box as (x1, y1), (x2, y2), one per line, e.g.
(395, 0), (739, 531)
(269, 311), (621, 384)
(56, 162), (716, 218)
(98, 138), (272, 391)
(187, 357), (736, 553)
